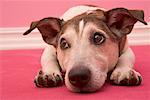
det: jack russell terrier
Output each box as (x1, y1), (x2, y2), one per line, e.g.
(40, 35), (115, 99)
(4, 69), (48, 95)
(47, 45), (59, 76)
(23, 5), (147, 92)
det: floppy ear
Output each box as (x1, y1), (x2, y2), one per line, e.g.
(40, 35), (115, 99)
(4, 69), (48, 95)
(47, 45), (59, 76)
(23, 17), (63, 46)
(105, 8), (147, 38)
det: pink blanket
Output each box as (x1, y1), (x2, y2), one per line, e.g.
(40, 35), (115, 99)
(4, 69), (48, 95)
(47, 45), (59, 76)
(1, 46), (150, 100)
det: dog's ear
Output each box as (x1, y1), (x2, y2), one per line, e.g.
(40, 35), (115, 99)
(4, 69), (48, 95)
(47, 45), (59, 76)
(23, 17), (63, 46)
(105, 8), (147, 38)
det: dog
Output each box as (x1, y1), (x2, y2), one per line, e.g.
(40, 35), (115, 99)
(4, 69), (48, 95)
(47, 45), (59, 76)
(23, 5), (147, 92)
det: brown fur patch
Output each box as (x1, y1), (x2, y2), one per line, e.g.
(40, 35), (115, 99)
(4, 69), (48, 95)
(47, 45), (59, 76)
(61, 10), (117, 40)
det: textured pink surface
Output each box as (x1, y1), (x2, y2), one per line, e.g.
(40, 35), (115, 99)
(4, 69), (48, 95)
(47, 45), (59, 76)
(0, 45), (150, 100)
(1, 0), (150, 27)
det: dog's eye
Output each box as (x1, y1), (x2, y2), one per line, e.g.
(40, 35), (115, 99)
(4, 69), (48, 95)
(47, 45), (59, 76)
(93, 32), (105, 45)
(60, 38), (70, 50)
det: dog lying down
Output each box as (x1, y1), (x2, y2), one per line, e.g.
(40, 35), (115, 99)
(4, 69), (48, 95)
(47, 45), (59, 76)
(23, 5), (147, 92)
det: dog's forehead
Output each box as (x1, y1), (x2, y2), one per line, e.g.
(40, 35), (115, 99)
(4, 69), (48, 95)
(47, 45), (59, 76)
(61, 9), (106, 34)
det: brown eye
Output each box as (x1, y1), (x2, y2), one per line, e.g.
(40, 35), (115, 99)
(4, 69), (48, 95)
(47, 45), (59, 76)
(60, 38), (70, 50)
(93, 32), (105, 45)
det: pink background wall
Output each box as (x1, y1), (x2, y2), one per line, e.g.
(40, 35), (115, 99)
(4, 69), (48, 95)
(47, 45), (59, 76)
(1, 0), (150, 27)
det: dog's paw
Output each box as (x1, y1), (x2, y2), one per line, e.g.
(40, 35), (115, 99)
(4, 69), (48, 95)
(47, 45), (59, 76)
(110, 68), (142, 86)
(34, 70), (63, 87)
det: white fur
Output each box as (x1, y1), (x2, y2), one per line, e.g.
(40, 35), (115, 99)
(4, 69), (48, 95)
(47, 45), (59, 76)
(79, 19), (84, 36)
(110, 44), (140, 84)
(41, 45), (61, 75)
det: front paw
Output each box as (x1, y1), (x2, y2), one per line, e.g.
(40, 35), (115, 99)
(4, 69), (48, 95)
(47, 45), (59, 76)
(110, 68), (142, 86)
(34, 70), (63, 87)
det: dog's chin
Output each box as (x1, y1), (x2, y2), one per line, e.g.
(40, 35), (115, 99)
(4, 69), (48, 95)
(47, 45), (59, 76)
(65, 70), (107, 93)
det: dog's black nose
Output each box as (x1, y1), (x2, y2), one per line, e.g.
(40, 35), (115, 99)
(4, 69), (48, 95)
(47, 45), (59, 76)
(68, 67), (91, 88)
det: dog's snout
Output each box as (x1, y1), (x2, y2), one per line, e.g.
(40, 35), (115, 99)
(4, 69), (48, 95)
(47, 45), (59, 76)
(68, 66), (91, 88)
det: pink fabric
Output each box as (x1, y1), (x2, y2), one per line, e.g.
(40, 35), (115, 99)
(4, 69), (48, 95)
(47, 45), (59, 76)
(1, 0), (150, 27)
(0, 45), (150, 100)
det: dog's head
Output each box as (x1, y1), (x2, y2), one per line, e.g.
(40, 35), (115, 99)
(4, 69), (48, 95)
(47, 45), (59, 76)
(24, 7), (147, 92)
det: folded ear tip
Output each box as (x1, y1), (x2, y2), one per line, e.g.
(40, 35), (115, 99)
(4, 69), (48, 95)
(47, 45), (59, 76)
(140, 20), (148, 25)
(23, 29), (32, 35)
(144, 22), (148, 25)
(23, 33), (27, 35)
(23, 32), (28, 35)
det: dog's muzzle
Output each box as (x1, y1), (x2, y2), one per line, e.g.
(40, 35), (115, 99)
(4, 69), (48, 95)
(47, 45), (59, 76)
(68, 66), (91, 88)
